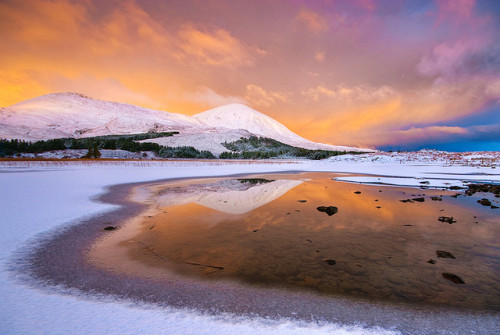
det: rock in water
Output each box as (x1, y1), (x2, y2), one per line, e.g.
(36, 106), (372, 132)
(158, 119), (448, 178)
(438, 216), (456, 224)
(412, 197), (425, 202)
(442, 273), (465, 284)
(103, 226), (116, 231)
(324, 259), (336, 265)
(436, 250), (456, 259)
(316, 206), (338, 216)
(477, 198), (492, 206)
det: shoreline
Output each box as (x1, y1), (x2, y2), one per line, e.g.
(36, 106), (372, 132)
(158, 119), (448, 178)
(13, 171), (499, 334)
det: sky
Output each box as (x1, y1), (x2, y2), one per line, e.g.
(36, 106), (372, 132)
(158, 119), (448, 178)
(1, 0), (499, 151)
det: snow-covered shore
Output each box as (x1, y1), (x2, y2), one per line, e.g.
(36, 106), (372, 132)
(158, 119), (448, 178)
(1, 157), (499, 334)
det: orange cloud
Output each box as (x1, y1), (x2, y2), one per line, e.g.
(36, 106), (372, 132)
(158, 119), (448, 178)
(244, 84), (288, 108)
(177, 25), (266, 69)
(315, 51), (326, 62)
(184, 87), (246, 108)
(302, 84), (396, 102)
(295, 9), (328, 34)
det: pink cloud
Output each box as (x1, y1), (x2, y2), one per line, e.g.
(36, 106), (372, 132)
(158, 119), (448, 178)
(436, 0), (476, 24)
(295, 9), (328, 34)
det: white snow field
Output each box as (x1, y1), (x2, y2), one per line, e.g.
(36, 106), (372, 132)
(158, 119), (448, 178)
(1, 157), (499, 334)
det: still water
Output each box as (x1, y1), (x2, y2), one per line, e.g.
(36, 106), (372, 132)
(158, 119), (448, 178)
(109, 173), (500, 309)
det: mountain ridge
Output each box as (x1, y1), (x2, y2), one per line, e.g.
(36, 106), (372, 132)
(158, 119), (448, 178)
(0, 92), (369, 153)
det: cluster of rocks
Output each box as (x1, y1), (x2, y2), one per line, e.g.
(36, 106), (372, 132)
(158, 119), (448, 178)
(430, 250), (465, 284)
(465, 183), (500, 197)
(400, 197), (425, 203)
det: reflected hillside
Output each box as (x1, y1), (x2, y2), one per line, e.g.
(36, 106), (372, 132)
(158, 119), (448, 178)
(153, 178), (303, 214)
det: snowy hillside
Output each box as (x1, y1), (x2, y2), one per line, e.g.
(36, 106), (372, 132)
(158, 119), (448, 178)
(142, 128), (255, 156)
(0, 93), (369, 153)
(0, 93), (205, 140)
(194, 104), (366, 152)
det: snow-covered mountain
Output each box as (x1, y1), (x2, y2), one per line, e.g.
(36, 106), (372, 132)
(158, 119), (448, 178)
(194, 104), (359, 152)
(0, 93), (368, 153)
(0, 92), (205, 140)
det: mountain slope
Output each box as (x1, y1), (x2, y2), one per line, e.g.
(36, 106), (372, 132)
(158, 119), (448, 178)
(194, 104), (364, 152)
(0, 93), (204, 140)
(0, 93), (369, 153)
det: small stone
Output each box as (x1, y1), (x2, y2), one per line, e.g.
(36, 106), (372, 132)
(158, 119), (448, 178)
(491, 205), (499, 209)
(103, 226), (116, 231)
(436, 250), (456, 259)
(431, 196), (442, 201)
(442, 273), (465, 284)
(324, 259), (336, 265)
(316, 206), (338, 216)
(438, 216), (456, 224)
(297, 200), (307, 203)
(427, 259), (436, 264)
(412, 197), (425, 202)
(253, 229), (259, 232)
(354, 191), (361, 194)
(376, 206), (381, 209)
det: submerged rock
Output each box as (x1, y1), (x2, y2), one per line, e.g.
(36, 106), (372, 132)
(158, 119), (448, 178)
(316, 206), (338, 216)
(436, 250), (456, 259)
(431, 196), (442, 201)
(324, 259), (336, 265)
(442, 273), (465, 284)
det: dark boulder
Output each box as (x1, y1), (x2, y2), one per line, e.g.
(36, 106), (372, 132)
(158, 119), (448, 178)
(316, 206), (338, 216)
(436, 250), (456, 259)
(477, 198), (492, 206)
(442, 273), (465, 284)
(438, 216), (456, 224)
